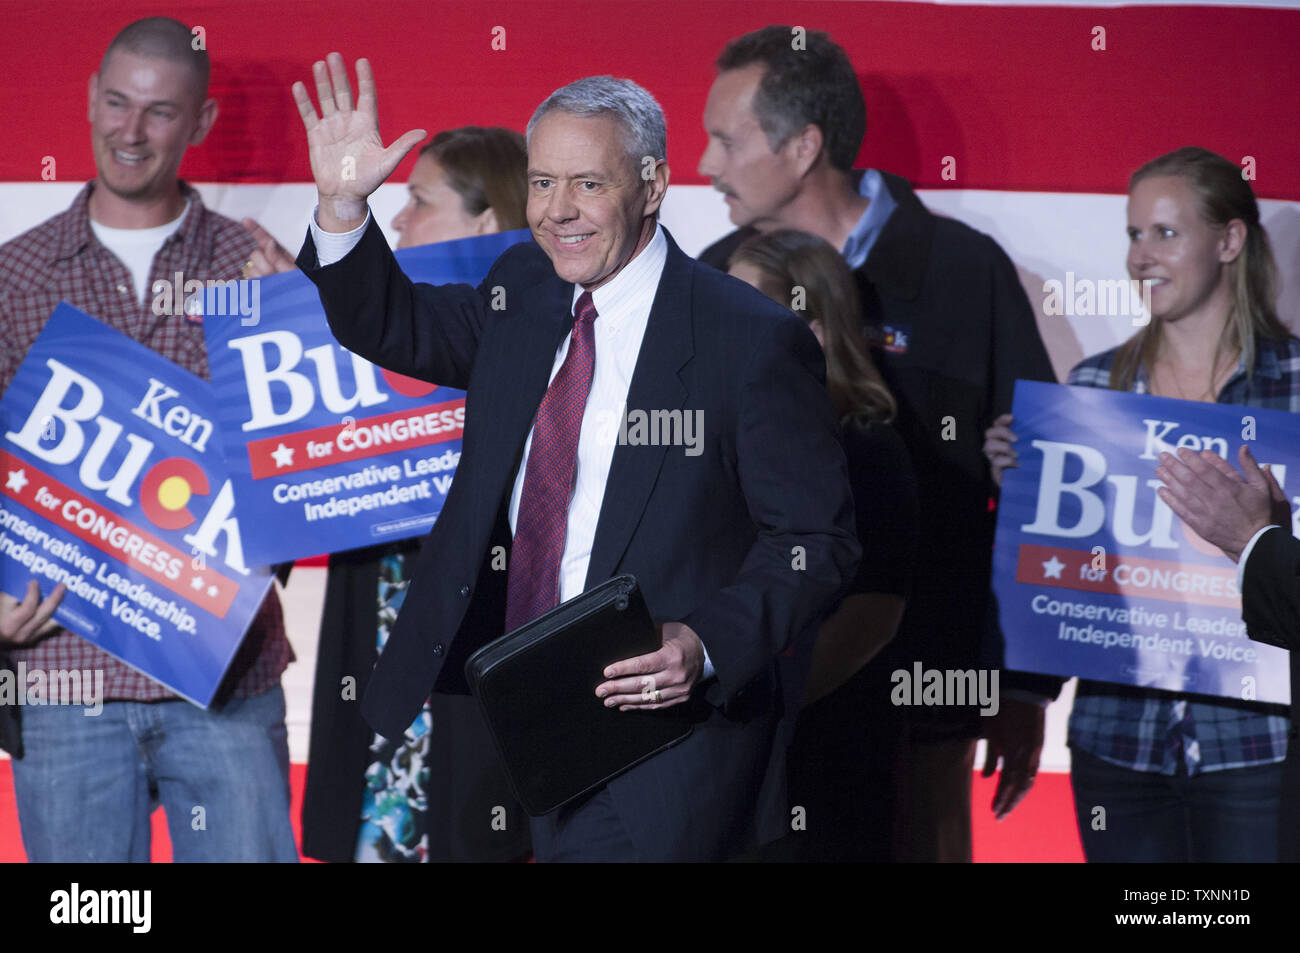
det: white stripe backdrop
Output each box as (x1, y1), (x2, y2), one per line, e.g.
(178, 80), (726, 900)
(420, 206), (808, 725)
(2, 181), (1297, 767)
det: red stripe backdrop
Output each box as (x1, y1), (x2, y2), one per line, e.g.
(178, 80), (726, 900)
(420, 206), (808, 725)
(6, 2), (1299, 197)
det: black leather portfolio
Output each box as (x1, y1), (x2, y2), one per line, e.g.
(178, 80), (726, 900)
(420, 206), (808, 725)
(465, 574), (695, 816)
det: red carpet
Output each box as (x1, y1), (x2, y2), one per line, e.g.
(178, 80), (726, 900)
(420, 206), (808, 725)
(970, 770), (1084, 862)
(0, 760), (1082, 862)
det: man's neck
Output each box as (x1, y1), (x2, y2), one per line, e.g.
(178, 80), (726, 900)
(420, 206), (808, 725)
(756, 170), (869, 253)
(88, 181), (188, 229)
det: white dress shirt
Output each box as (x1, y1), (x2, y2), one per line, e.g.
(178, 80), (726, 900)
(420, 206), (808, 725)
(506, 226), (665, 601)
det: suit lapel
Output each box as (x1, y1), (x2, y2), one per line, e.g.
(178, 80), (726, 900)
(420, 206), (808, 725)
(483, 271), (574, 501)
(584, 232), (694, 587)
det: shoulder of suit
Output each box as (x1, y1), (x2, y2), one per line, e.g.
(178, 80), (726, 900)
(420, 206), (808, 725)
(488, 239), (556, 286)
(492, 237), (547, 268)
(697, 227), (756, 272)
(687, 253), (812, 340)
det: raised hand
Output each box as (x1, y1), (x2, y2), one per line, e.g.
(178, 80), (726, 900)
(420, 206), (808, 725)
(291, 53), (426, 232)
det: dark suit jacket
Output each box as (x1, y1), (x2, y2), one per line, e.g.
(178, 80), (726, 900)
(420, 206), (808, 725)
(700, 171), (1062, 739)
(297, 221), (860, 861)
(1241, 526), (1300, 861)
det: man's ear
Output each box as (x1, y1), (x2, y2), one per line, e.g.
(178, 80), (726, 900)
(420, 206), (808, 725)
(188, 97), (219, 147)
(87, 72), (98, 123)
(788, 124), (824, 178)
(642, 159), (670, 217)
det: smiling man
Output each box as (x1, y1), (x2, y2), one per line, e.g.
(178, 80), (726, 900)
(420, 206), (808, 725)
(0, 17), (297, 863)
(294, 58), (859, 861)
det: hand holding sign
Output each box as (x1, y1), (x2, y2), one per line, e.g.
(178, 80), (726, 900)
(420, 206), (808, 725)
(0, 579), (65, 645)
(984, 412), (1019, 489)
(1156, 445), (1292, 563)
(292, 53), (427, 232)
(240, 219), (297, 278)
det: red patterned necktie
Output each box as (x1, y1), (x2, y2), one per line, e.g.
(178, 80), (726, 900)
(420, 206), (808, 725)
(504, 291), (599, 632)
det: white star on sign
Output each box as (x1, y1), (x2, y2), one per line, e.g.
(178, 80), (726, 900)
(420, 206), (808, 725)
(207, 585), (218, 598)
(191, 576), (204, 591)
(270, 443), (294, 468)
(1042, 555), (1066, 579)
(6, 469), (28, 494)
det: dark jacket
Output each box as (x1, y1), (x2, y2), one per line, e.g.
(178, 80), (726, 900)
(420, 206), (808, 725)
(700, 171), (1062, 738)
(297, 222), (860, 860)
(1241, 526), (1300, 861)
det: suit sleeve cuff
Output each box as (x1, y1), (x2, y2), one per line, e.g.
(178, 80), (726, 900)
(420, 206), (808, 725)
(1238, 525), (1281, 590)
(309, 207), (372, 266)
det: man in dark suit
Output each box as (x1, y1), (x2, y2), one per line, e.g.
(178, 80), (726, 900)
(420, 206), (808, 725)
(1157, 443), (1299, 859)
(288, 55), (859, 861)
(695, 26), (1059, 860)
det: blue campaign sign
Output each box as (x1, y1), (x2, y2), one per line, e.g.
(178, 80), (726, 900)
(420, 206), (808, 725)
(994, 380), (1299, 704)
(0, 305), (273, 707)
(203, 229), (531, 566)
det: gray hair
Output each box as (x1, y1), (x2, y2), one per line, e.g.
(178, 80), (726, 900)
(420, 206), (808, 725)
(526, 76), (667, 165)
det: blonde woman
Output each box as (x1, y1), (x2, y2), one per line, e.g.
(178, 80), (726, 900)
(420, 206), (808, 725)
(984, 146), (1298, 862)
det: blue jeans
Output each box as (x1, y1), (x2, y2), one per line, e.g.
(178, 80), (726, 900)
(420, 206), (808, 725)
(1070, 746), (1282, 862)
(10, 687), (298, 862)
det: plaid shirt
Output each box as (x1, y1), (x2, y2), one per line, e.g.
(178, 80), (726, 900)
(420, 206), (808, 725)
(1067, 335), (1299, 775)
(0, 181), (292, 702)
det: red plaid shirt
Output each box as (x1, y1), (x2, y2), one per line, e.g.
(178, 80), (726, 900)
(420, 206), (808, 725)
(0, 181), (293, 701)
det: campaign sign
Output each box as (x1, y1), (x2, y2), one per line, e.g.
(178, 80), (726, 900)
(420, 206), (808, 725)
(0, 305), (273, 707)
(994, 380), (1299, 704)
(204, 229), (530, 566)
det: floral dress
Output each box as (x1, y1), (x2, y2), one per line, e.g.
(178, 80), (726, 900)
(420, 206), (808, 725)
(354, 552), (434, 862)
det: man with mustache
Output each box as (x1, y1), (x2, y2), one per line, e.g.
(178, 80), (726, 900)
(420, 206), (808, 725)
(696, 25), (1059, 861)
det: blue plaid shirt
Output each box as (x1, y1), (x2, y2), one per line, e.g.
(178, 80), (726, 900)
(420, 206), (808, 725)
(1066, 334), (1300, 775)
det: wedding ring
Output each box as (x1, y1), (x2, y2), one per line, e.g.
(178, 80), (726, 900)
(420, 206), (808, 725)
(240, 259), (254, 278)
(653, 690), (662, 704)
